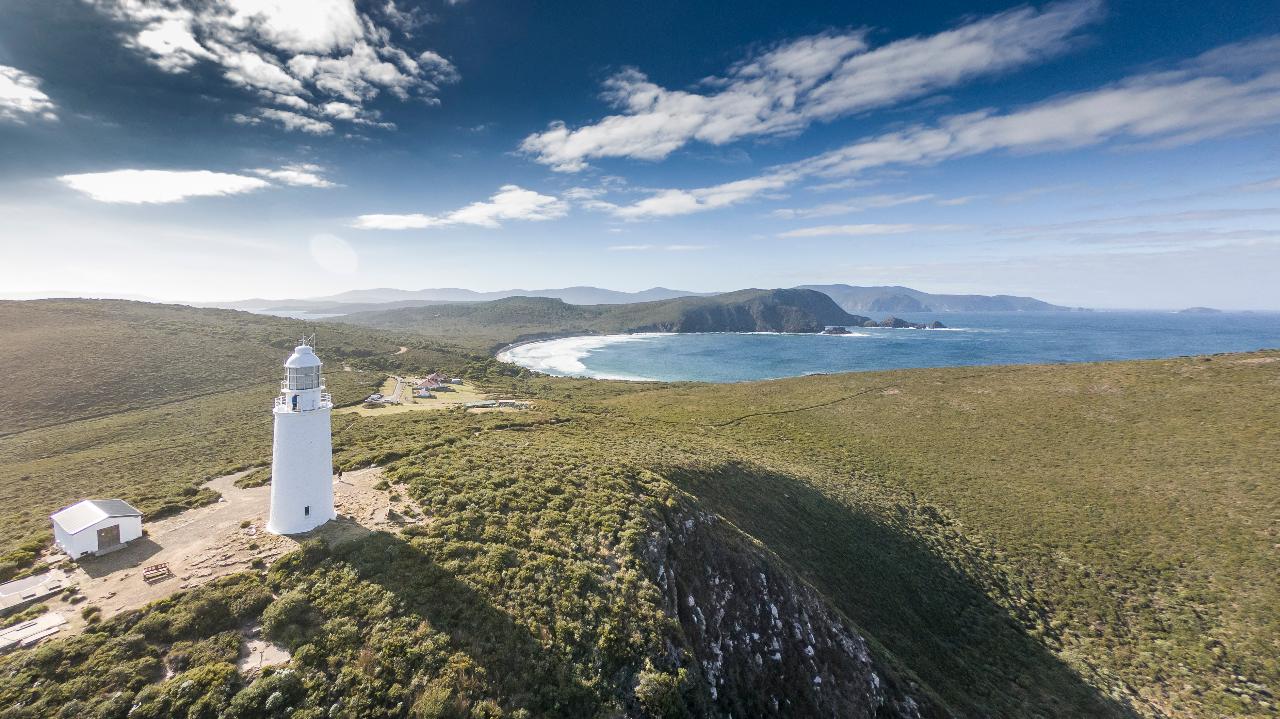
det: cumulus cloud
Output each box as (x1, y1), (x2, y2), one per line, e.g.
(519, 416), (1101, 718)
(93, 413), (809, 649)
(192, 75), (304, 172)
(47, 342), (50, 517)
(353, 185), (569, 230)
(59, 169), (270, 203)
(607, 36), (1280, 219)
(248, 163), (337, 187)
(88, 0), (459, 132)
(234, 108), (334, 134)
(521, 0), (1101, 171)
(60, 163), (339, 202)
(0, 65), (58, 123)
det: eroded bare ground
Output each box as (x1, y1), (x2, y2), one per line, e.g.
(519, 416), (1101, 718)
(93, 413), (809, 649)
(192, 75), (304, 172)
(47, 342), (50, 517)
(39, 466), (422, 639)
(236, 623), (291, 677)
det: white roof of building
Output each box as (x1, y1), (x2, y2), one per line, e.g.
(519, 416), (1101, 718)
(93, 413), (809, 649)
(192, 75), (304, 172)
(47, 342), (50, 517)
(50, 499), (142, 535)
(284, 344), (322, 368)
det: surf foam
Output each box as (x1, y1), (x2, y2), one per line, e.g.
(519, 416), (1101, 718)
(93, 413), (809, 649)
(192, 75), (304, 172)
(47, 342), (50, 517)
(497, 334), (669, 380)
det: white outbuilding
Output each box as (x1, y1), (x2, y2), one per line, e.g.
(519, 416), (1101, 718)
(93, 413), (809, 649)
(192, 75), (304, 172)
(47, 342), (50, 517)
(50, 499), (143, 559)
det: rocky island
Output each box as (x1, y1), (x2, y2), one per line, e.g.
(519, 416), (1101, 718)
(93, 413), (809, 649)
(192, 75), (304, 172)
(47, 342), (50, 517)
(862, 316), (948, 329)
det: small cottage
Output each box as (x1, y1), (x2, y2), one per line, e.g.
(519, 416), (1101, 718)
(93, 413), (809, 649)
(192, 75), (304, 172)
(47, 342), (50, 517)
(50, 499), (143, 559)
(418, 372), (453, 390)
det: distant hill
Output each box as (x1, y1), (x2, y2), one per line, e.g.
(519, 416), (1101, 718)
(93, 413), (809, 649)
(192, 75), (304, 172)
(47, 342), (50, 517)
(213, 284), (1072, 316)
(339, 289), (869, 348)
(0, 299), (484, 436)
(799, 284), (1070, 313)
(215, 285), (710, 313)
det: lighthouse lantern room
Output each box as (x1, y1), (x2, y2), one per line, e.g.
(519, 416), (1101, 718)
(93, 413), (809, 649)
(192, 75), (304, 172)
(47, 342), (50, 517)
(267, 337), (336, 534)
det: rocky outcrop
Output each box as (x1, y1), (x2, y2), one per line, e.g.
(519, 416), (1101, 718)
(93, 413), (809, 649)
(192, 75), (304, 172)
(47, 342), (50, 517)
(644, 505), (946, 718)
(871, 317), (947, 329)
(632, 289), (872, 334)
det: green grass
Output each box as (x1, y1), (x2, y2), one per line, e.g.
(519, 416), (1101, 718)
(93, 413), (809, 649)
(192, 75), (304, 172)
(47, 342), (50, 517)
(0, 300), (522, 579)
(605, 352), (1280, 717)
(1, 299), (1275, 718)
(0, 299), (496, 435)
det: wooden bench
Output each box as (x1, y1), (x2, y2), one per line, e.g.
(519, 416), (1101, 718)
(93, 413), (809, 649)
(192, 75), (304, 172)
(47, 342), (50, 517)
(142, 563), (171, 582)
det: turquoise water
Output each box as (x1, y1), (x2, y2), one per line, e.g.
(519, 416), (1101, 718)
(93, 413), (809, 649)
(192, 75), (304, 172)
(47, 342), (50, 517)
(497, 312), (1280, 382)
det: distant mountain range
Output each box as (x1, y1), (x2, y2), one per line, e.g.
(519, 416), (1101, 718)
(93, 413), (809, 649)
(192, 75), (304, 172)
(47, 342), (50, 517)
(214, 286), (710, 313)
(338, 289), (869, 346)
(798, 285), (1071, 313)
(211, 284), (1070, 315)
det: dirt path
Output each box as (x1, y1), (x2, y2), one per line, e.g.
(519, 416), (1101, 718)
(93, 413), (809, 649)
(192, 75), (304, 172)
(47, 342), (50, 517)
(42, 466), (421, 638)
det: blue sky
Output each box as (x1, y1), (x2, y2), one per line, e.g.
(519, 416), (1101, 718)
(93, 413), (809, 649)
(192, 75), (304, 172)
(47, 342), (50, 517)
(1, 0), (1278, 308)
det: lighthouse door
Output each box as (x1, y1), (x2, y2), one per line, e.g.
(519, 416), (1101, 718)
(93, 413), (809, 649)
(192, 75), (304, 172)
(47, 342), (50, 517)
(291, 394), (298, 411)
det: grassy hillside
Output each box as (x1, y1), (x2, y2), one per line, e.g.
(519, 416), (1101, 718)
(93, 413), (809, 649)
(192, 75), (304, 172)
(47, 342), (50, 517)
(1, 299), (1275, 718)
(0, 300), (494, 436)
(338, 289), (866, 350)
(0, 300), (510, 577)
(604, 352), (1280, 717)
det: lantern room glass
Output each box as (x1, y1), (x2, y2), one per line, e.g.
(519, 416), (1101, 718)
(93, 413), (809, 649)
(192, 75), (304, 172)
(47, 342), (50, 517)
(286, 365), (321, 390)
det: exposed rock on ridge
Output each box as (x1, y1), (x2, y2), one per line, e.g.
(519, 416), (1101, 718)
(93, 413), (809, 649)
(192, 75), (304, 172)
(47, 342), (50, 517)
(646, 503), (947, 718)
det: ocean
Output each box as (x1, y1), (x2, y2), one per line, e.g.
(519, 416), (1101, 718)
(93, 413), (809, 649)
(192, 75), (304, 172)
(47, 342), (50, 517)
(496, 311), (1280, 382)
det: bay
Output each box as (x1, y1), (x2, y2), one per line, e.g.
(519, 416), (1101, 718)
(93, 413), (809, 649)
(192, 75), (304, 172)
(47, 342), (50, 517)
(497, 311), (1280, 382)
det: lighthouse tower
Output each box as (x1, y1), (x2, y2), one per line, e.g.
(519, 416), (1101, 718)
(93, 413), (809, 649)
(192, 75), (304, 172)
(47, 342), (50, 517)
(267, 338), (336, 534)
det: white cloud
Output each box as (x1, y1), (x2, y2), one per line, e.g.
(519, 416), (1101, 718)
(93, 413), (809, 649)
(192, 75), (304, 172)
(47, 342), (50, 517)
(265, 92), (312, 111)
(88, 0), (459, 132)
(217, 46), (305, 93)
(521, 0), (1101, 171)
(600, 173), (795, 220)
(235, 108), (334, 134)
(248, 163), (337, 187)
(353, 185), (569, 230)
(0, 65), (58, 123)
(608, 36), (1280, 219)
(383, 1), (431, 35)
(779, 223), (966, 238)
(132, 17), (217, 71)
(936, 195), (981, 206)
(771, 193), (934, 219)
(226, 0), (365, 54)
(59, 169), (270, 203)
(320, 101), (359, 119)
(351, 213), (445, 230)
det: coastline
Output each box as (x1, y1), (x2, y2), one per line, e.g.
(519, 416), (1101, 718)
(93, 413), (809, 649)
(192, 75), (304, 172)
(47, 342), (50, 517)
(493, 312), (1280, 383)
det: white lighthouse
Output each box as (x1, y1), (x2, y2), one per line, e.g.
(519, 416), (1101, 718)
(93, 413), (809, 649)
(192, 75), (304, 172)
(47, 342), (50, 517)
(267, 338), (336, 534)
